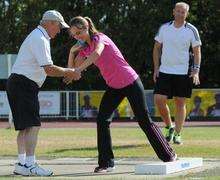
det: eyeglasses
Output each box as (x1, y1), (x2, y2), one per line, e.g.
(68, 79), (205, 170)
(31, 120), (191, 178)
(70, 29), (86, 37)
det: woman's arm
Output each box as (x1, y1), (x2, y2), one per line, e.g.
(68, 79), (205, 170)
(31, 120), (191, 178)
(67, 44), (84, 68)
(67, 50), (76, 68)
(77, 42), (105, 72)
(63, 42), (105, 84)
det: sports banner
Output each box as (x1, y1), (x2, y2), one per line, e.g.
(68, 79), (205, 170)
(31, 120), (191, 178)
(38, 92), (60, 115)
(0, 91), (10, 114)
(79, 89), (220, 118)
(78, 90), (155, 118)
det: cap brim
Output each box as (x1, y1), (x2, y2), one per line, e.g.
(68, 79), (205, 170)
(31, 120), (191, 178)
(60, 21), (70, 28)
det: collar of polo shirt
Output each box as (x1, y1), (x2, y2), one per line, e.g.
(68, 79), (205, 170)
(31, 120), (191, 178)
(37, 25), (51, 40)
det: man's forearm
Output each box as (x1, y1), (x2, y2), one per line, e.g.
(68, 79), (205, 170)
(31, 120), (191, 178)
(44, 65), (66, 77)
(193, 46), (201, 71)
(194, 52), (201, 66)
(194, 55), (201, 71)
(153, 47), (161, 71)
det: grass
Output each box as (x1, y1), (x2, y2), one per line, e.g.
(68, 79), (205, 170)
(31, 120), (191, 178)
(0, 127), (220, 158)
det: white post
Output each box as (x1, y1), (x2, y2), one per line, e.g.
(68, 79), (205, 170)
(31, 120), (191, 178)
(6, 54), (13, 128)
(76, 91), (79, 120)
(66, 91), (69, 120)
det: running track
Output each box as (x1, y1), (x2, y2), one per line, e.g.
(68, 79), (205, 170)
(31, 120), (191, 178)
(0, 121), (220, 128)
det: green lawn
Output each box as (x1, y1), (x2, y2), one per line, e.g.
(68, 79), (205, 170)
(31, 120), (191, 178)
(0, 127), (219, 158)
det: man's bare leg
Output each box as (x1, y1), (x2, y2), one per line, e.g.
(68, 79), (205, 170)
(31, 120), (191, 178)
(154, 94), (173, 126)
(173, 97), (186, 144)
(17, 130), (26, 165)
(25, 126), (40, 166)
(154, 94), (175, 142)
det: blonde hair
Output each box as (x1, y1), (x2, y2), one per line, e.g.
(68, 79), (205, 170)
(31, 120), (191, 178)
(175, 2), (190, 12)
(69, 16), (99, 38)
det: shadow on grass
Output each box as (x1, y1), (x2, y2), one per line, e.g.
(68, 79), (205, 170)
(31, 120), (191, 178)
(48, 144), (147, 154)
(54, 171), (134, 177)
(186, 167), (220, 178)
(0, 172), (135, 178)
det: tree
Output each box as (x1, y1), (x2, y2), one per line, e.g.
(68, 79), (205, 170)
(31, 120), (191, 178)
(0, 0), (219, 90)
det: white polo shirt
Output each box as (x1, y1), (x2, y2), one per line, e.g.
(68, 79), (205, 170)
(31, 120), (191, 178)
(155, 21), (202, 75)
(12, 25), (53, 87)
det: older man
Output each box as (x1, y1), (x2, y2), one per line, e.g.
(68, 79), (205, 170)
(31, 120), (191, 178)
(6, 10), (80, 176)
(153, 2), (202, 144)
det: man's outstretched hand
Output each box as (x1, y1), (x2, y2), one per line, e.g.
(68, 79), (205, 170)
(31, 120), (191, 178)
(63, 68), (81, 84)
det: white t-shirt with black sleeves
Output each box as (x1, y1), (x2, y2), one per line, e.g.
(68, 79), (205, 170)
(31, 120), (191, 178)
(155, 21), (202, 75)
(12, 25), (53, 87)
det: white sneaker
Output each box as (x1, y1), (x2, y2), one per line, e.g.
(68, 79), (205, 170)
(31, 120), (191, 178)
(14, 163), (25, 175)
(15, 163), (53, 176)
(27, 163), (53, 176)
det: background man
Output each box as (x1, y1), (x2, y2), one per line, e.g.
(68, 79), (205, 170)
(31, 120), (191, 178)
(153, 2), (202, 144)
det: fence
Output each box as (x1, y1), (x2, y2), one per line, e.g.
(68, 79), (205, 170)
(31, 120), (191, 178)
(1, 89), (220, 120)
(0, 91), (77, 119)
(0, 90), (154, 120)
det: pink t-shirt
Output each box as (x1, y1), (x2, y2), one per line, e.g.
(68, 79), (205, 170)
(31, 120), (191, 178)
(78, 33), (138, 89)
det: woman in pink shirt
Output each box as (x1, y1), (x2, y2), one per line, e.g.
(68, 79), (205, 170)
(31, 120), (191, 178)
(65, 16), (177, 173)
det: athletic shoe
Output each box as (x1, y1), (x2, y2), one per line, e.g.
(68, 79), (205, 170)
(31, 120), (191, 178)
(14, 163), (53, 176)
(173, 134), (183, 145)
(94, 166), (115, 173)
(170, 153), (178, 161)
(14, 163), (25, 175)
(164, 153), (178, 162)
(164, 126), (175, 142)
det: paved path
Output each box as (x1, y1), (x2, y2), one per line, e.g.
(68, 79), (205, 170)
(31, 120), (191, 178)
(0, 157), (220, 179)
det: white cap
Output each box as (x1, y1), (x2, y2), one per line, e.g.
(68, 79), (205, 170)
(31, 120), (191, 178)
(41, 10), (69, 28)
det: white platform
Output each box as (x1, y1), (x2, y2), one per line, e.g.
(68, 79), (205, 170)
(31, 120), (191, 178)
(135, 158), (203, 175)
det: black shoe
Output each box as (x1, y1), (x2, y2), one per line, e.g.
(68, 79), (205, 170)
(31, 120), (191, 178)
(169, 153), (178, 162)
(165, 127), (175, 142)
(94, 166), (115, 173)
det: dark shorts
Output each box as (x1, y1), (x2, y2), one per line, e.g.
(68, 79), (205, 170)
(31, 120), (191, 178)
(153, 72), (193, 99)
(6, 73), (41, 131)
